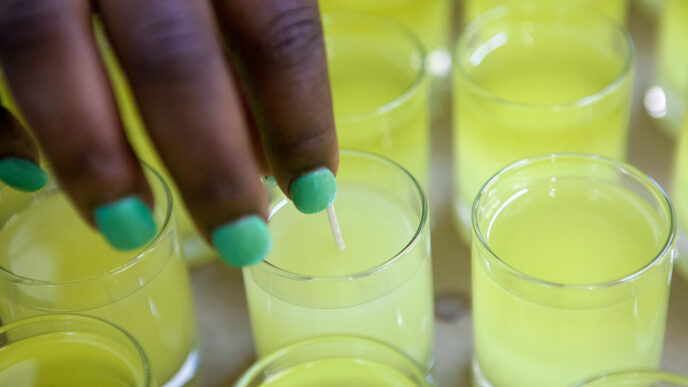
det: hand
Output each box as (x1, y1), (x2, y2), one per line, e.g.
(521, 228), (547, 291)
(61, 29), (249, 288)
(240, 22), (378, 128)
(0, 0), (338, 267)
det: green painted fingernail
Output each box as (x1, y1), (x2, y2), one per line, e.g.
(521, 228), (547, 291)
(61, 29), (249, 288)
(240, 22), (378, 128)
(212, 215), (272, 267)
(94, 196), (157, 251)
(290, 168), (337, 214)
(0, 157), (48, 192)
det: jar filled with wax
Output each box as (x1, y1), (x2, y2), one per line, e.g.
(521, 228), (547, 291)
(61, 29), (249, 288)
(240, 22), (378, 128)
(0, 163), (198, 386)
(472, 154), (675, 387)
(453, 2), (634, 239)
(236, 336), (433, 387)
(322, 14), (430, 190)
(0, 314), (150, 387)
(243, 150), (434, 371)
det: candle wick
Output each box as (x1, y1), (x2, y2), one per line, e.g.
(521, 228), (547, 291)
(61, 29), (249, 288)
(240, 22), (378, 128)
(327, 205), (346, 250)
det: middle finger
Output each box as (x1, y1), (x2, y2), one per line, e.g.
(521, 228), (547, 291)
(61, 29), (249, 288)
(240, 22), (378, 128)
(97, 0), (271, 266)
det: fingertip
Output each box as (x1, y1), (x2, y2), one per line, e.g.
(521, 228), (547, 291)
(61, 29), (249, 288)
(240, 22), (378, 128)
(212, 215), (272, 268)
(93, 195), (157, 251)
(289, 168), (337, 214)
(0, 157), (48, 192)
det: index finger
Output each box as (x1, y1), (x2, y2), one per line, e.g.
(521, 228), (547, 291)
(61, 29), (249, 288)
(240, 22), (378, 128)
(213, 0), (339, 214)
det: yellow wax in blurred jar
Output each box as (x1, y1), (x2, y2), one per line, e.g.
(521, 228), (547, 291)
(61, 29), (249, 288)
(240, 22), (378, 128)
(650, 0), (688, 133)
(473, 179), (671, 386)
(0, 331), (145, 387)
(454, 5), (632, 234)
(244, 181), (433, 368)
(0, 193), (196, 384)
(319, 0), (449, 57)
(672, 117), (688, 278)
(236, 336), (431, 387)
(463, 0), (627, 23)
(257, 358), (418, 387)
(323, 15), (430, 190)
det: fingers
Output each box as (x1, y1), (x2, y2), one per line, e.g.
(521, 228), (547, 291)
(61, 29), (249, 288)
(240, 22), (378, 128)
(213, 0), (339, 214)
(97, 0), (271, 266)
(0, 0), (156, 250)
(0, 105), (47, 191)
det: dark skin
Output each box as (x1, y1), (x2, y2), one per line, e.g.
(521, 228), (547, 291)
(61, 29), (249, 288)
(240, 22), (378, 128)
(0, 0), (338, 239)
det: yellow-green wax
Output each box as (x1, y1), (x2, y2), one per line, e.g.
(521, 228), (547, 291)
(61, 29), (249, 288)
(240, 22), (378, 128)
(245, 182), (433, 368)
(0, 194), (196, 384)
(473, 180), (670, 386)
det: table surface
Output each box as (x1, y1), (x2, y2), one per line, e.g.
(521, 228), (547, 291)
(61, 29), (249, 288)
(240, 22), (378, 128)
(189, 2), (688, 386)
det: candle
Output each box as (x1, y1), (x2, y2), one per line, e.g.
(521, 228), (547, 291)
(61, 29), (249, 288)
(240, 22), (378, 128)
(472, 154), (675, 387)
(236, 336), (432, 387)
(244, 150), (434, 369)
(0, 165), (198, 385)
(0, 315), (149, 387)
(322, 14), (430, 190)
(463, 0), (627, 24)
(453, 3), (633, 238)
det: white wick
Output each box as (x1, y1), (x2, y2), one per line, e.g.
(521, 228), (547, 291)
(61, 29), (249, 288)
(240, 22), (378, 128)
(327, 205), (346, 250)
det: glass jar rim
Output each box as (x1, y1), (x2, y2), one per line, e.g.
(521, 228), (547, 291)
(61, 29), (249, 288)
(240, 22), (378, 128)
(0, 160), (174, 286)
(251, 150), (428, 283)
(322, 12), (428, 121)
(575, 370), (688, 386)
(235, 335), (431, 386)
(0, 314), (151, 386)
(471, 153), (676, 290)
(455, 2), (634, 110)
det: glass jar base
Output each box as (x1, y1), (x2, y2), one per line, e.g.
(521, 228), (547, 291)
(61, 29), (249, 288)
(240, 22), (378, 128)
(471, 358), (494, 387)
(164, 347), (201, 387)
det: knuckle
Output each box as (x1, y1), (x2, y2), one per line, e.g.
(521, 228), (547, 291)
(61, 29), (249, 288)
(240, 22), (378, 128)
(0, 1), (66, 56)
(127, 12), (213, 82)
(269, 125), (332, 160)
(182, 174), (264, 227)
(257, 6), (323, 69)
(185, 175), (240, 207)
(60, 148), (133, 197)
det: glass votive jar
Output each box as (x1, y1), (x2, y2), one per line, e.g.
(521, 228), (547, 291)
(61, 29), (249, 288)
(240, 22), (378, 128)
(576, 371), (688, 386)
(322, 14), (430, 190)
(0, 163), (198, 386)
(453, 2), (634, 239)
(243, 150), (434, 371)
(471, 154), (675, 387)
(236, 336), (433, 387)
(0, 314), (150, 387)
